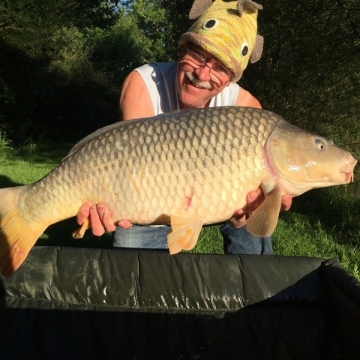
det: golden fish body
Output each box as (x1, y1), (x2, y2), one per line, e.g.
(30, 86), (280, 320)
(0, 107), (356, 276)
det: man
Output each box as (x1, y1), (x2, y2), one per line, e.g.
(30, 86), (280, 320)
(77, 0), (291, 254)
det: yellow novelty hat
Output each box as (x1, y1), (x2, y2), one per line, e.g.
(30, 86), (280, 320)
(179, 0), (264, 82)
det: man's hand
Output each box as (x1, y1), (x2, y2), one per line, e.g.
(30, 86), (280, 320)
(228, 189), (292, 228)
(76, 202), (132, 236)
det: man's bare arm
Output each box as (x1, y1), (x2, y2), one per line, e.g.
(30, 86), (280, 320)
(119, 71), (155, 120)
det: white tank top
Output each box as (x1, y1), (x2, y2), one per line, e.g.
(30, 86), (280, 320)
(135, 62), (240, 115)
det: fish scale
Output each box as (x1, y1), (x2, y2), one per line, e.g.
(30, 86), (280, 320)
(0, 106), (356, 276)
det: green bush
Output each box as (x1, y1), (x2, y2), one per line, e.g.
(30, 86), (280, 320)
(0, 131), (12, 160)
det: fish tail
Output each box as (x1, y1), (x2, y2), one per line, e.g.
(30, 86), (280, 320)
(0, 186), (45, 277)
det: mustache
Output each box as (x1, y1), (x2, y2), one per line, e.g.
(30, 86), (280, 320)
(185, 71), (213, 90)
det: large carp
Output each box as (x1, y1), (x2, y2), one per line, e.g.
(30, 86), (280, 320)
(0, 107), (357, 276)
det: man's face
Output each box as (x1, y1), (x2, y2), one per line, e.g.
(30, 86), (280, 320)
(176, 45), (233, 109)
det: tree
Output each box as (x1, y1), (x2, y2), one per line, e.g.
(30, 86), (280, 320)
(0, 0), (193, 144)
(244, 0), (360, 147)
(1, 0), (359, 150)
(0, 1), (121, 143)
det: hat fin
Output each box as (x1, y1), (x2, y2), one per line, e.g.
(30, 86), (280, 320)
(189, 0), (213, 19)
(250, 34), (264, 63)
(237, 0), (263, 16)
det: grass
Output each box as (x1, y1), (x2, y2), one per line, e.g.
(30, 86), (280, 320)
(273, 213), (360, 280)
(0, 144), (359, 280)
(0, 131), (13, 161)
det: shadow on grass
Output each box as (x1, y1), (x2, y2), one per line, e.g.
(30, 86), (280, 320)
(286, 184), (360, 247)
(0, 175), (21, 188)
(36, 218), (113, 249)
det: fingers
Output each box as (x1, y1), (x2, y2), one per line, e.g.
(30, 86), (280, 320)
(117, 219), (133, 229)
(228, 189), (292, 230)
(77, 202), (133, 236)
(77, 202), (115, 236)
(228, 209), (247, 228)
(91, 204), (117, 235)
(76, 201), (93, 225)
(281, 194), (292, 211)
(93, 204), (132, 230)
(246, 189), (292, 213)
(246, 188), (264, 216)
(228, 189), (263, 228)
(88, 204), (105, 236)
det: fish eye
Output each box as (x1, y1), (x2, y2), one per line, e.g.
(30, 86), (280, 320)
(203, 19), (218, 30)
(240, 42), (249, 56)
(314, 138), (325, 150)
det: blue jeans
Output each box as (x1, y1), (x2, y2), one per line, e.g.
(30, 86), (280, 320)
(113, 225), (169, 249)
(220, 223), (273, 255)
(113, 224), (273, 255)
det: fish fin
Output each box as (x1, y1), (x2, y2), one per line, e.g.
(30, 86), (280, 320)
(0, 187), (46, 277)
(246, 185), (282, 237)
(167, 216), (204, 254)
(72, 218), (90, 239)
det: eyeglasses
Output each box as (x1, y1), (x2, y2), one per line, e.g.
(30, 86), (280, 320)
(180, 47), (232, 86)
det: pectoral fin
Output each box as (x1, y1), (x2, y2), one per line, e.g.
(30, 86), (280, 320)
(246, 185), (282, 237)
(72, 218), (90, 239)
(167, 216), (204, 254)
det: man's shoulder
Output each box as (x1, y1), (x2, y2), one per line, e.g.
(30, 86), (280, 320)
(135, 62), (177, 77)
(228, 82), (241, 91)
(210, 82), (241, 107)
(219, 82), (241, 96)
(132, 62), (179, 114)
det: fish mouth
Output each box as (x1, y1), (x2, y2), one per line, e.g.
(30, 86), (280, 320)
(339, 157), (357, 183)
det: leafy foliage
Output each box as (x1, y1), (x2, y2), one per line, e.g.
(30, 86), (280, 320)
(0, 0), (191, 144)
(0, 0), (359, 152)
(244, 0), (360, 155)
(0, 131), (12, 160)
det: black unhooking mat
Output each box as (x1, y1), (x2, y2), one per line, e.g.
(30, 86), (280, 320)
(0, 246), (360, 360)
